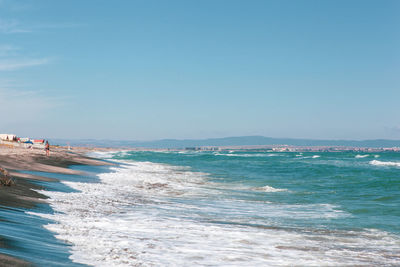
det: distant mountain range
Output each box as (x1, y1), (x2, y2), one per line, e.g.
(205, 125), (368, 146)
(49, 136), (400, 149)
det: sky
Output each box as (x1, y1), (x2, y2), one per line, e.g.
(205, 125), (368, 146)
(0, 0), (399, 140)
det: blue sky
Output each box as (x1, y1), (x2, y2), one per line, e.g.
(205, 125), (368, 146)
(0, 0), (399, 140)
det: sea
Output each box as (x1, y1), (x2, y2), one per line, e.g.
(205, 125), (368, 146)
(2, 150), (400, 266)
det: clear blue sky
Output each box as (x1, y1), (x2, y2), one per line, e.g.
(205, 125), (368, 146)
(0, 0), (399, 140)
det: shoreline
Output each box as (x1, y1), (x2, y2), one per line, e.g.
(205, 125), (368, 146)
(0, 146), (114, 266)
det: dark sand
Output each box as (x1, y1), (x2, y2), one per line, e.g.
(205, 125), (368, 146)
(0, 253), (31, 267)
(0, 145), (113, 266)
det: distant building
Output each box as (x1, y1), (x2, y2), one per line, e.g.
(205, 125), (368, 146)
(0, 134), (17, 141)
(0, 134), (45, 149)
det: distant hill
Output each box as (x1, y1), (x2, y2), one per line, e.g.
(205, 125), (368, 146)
(50, 136), (400, 149)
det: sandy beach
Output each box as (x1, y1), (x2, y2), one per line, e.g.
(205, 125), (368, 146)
(0, 145), (113, 266)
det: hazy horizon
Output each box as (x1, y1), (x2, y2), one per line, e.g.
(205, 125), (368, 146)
(49, 135), (400, 142)
(1, 0), (399, 140)
(46, 135), (400, 150)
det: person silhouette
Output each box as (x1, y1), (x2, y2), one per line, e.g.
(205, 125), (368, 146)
(45, 141), (50, 156)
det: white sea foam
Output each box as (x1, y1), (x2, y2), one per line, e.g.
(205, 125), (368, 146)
(312, 155), (320, 158)
(87, 150), (129, 159)
(369, 160), (400, 167)
(86, 151), (115, 159)
(266, 153), (281, 157)
(30, 160), (400, 267)
(355, 154), (369, 158)
(253, 185), (288, 192)
(214, 153), (280, 158)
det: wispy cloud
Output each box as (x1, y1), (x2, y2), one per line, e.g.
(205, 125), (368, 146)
(0, 58), (50, 71)
(32, 22), (82, 30)
(0, 19), (30, 33)
(0, 86), (69, 138)
(0, 44), (18, 56)
(0, 18), (81, 34)
(0, 0), (33, 11)
(0, 3), (67, 130)
(0, 44), (51, 71)
(0, 86), (64, 122)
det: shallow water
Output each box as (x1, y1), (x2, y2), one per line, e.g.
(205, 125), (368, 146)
(29, 151), (400, 266)
(0, 180), (85, 266)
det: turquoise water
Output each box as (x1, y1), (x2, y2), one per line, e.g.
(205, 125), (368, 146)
(114, 151), (400, 234)
(0, 166), (107, 267)
(29, 151), (400, 266)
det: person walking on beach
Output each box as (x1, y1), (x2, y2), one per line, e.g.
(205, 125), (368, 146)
(45, 141), (50, 156)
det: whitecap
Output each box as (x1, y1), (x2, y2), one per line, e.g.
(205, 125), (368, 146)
(214, 153), (267, 158)
(355, 154), (369, 158)
(87, 151), (119, 159)
(253, 185), (288, 192)
(369, 160), (400, 167)
(214, 153), (282, 158)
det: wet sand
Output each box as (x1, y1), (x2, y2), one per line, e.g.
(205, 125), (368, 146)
(0, 253), (31, 267)
(0, 145), (113, 266)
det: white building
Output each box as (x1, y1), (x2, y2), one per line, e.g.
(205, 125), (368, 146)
(0, 134), (17, 141)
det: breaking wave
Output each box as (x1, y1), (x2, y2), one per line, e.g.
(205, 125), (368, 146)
(369, 160), (400, 167)
(26, 151), (400, 267)
(253, 185), (288, 192)
(214, 153), (277, 158)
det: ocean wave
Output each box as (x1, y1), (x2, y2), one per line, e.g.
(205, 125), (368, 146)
(87, 151), (116, 159)
(28, 197), (400, 267)
(214, 153), (280, 158)
(29, 158), (400, 266)
(32, 180), (354, 266)
(369, 160), (400, 167)
(253, 185), (288, 192)
(355, 154), (369, 158)
(88, 150), (129, 159)
(297, 155), (320, 159)
(213, 153), (248, 157)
